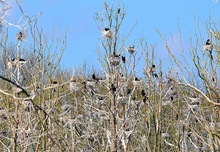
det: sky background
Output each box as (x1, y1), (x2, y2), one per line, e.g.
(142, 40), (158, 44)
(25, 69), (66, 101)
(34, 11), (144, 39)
(6, 0), (220, 74)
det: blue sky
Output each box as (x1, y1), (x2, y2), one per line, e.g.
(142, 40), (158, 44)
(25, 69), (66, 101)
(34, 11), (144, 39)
(7, 0), (220, 72)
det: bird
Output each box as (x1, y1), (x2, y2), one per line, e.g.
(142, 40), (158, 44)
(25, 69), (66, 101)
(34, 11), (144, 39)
(127, 45), (135, 54)
(117, 7), (120, 14)
(102, 28), (112, 38)
(92, 73), (101, 83)
(82, 81), (87, 89)
(122, 56), (126, 63)
(143, 96), (148, 103)
(170, 96), (174, 101)
(18, 58), (27, 65)
(154, 73), (158, 78)
(150, 64), (156, 73)
(110, 84), (117, 94)
(127, 88), (131, 95)
(92, 73), (96, 80)
(114, 54), (120, 57)
(135, 77), (139, 81)
(52, 81), (58, 84)
(98, 96), (104, 100)
(19, 58), (26, 61)
(141, 89), (146, 97)
(203, 39), (213, 60)
(203, 39), (213, 51)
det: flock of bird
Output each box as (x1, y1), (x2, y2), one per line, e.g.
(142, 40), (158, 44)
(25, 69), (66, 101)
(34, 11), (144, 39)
(8, 29), (215, 105)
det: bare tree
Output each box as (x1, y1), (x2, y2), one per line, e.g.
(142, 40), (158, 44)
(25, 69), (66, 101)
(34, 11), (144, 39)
(0, 1), (219, 152)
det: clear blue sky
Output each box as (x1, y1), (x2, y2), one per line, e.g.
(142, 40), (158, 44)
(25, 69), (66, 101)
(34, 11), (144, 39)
(8, 0), (220, 72)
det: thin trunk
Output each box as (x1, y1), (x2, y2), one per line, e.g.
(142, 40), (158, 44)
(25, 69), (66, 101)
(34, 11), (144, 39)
(110, 95), (117, 152)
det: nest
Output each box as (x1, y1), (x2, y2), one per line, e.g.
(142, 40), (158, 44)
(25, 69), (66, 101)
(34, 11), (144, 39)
(127, 46), (135, 54)
(7, 58), (27, 69)
(110, 55), (120, 66)
(102, 28), (112, 38)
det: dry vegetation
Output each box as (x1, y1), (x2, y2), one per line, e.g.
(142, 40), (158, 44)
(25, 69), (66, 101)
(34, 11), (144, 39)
(0, 1), (220, 152)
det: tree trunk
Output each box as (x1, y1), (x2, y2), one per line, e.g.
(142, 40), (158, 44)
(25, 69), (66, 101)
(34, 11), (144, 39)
(110, 95), (117, 152)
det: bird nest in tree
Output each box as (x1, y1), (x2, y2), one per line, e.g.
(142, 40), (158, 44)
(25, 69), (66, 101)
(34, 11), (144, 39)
(69, 80), (80, 91)
(102, 28), (112, 38)
(109, 55), (120, 66)
(203, 39), (213, 51)
(7, 58), (27, 69)
(127, 46), (135, 54)
(16, 31), (27, 41)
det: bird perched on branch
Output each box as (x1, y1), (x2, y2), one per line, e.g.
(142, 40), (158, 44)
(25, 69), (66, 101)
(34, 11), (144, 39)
(110, 84), (117, 94)
(92, 73), (102, 83)
(102, 28), (112, 38)
(141, 89), (146, 97)
(121, 56), (126, 63)
(117, 7), (120, 14)
(92, 73), (96, 80)
(150, 64), (155, 73)
(203, 39), (213, 60)
(18, 58), (27, 65)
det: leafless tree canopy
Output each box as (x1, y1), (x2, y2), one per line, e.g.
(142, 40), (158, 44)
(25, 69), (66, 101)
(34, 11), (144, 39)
(0, 1), (219, 152)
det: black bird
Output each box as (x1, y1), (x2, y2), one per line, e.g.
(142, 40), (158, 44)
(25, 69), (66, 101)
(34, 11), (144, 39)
(110, 84), (116, 93)
(127, 88), (131, 94)
(92, 73), (96, 80)
(19, 58), (26, 61)
(114, 54), (120, 57)
(154, 73), (158, 78)
(150, 64), (156, 73)
(206, 39), (211, 45)
(175, 114), (178, 120)
(117, 7), (120, 14)
(204, 39), (213, 60)
(103, 28), (112, 39)
(170, 96), (174, 101)
(135, 77), (139, 81)
(98, 96), (104, 100)
(143, 96), (148, 103)
(91, 90), (94, 96)
(52, 81), (58, 84)
(122, 56), (126, 63)
(152, 64), (155, 68)
(141, 89), (146, 97)
(212, 77), (215, 82)
(105, 28), (110, 31)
